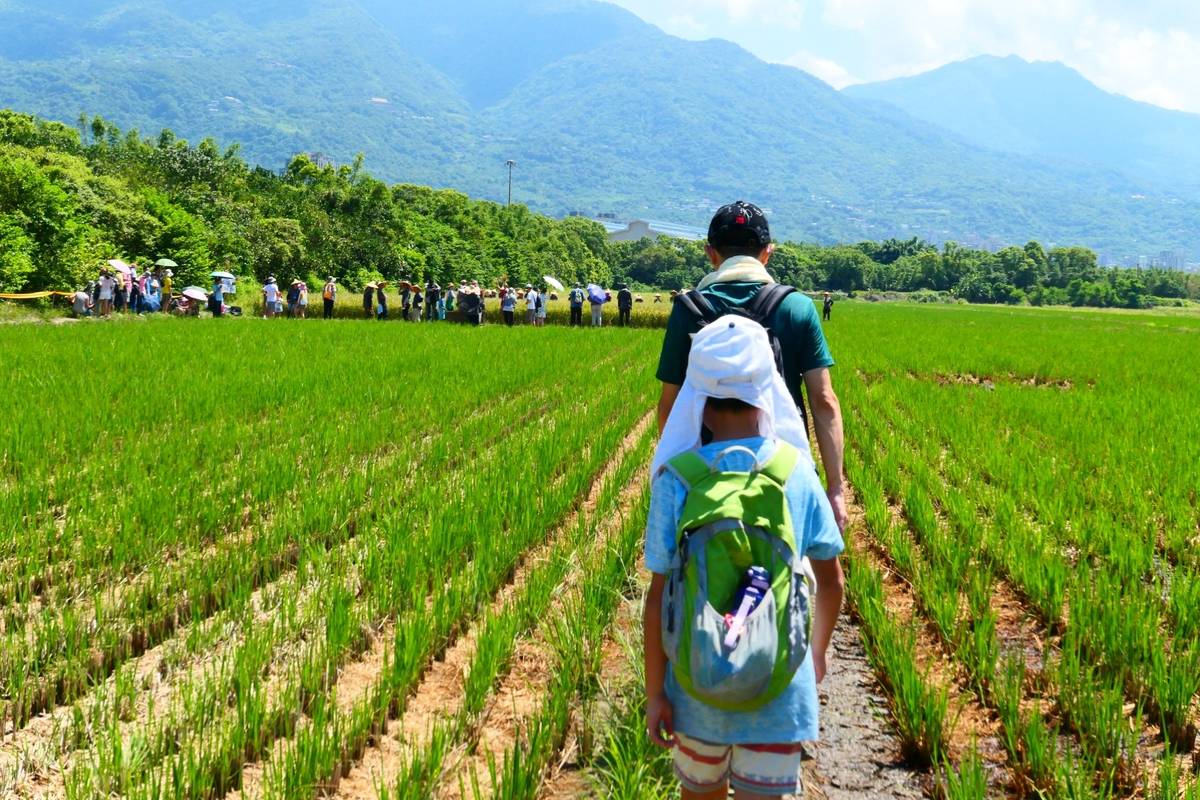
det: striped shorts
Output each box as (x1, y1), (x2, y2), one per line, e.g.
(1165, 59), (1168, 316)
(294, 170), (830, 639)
(673, 732), (806, 797)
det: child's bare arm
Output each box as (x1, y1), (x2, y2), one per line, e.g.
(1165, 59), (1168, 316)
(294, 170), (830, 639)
(809, 557), (845, 683)
(644, 573), (674, 747)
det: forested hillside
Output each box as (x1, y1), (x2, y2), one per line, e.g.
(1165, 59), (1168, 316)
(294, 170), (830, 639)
(1, 0), (1197, 258)
(3, 111), (1194, 309)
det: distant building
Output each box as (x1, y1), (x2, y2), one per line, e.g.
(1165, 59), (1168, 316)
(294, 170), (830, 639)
(1156, 250), (1187, 269)
(607, 219), (706, 243)
(300, 152), (335, 168)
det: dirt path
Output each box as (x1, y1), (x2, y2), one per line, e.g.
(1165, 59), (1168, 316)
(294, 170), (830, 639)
(808, 611), (928, 799)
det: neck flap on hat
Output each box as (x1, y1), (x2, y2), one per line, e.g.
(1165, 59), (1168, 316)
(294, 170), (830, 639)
(651, 315), (812, 477)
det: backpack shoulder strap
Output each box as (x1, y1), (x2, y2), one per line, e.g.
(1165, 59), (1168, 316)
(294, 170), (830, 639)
(675, 290), (721, 326)
(744, 283), (796, 327)
(757, 442), (799, 488)
(666, 451), (710, 491)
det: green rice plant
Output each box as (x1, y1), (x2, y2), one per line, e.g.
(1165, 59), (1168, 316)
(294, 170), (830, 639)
(954, 609), (998, 697)
(937, 743), (988, 800)
(1051, 642), (1141, 790)
(376, 720), (453, 800)
(1146, 640), (1200, 750)
(583, 655), (675, 800)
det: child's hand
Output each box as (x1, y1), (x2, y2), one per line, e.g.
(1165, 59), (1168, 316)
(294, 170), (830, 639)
(646, 693), (675, 748)
(813, 647), (828, 684)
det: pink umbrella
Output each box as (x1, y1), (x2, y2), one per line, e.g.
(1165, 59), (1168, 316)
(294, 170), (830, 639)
(107, 259), (131, 274)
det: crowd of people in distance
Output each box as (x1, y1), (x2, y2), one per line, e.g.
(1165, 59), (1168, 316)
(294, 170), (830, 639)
(73, 262), (246, 318)
(74, 264), (187, 317)
(292, 277), (649, 327)
(73, 261), (687, 328)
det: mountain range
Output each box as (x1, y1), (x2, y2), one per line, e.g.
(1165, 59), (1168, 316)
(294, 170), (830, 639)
(0, 0), (1197, 259)
(845, 55), (1200, 195)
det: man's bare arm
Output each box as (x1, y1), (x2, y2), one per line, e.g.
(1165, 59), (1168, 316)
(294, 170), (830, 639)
(804, 367), (848, 532)
(657, 382), (681, 435)
(809, 557), (845, 683)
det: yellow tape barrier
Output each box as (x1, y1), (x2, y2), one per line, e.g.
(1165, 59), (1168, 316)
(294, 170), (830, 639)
(0, 291), (74, 300)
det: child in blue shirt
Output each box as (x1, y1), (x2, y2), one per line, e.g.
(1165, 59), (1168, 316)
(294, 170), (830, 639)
(644, 315), (845, 799)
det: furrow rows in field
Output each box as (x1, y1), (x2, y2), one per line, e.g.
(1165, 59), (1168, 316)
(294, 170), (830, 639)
(229, 410), (651, 799)
(1, 379), (574, 797)
(843, 486), (1010, 787)
(0, 364), (434, 607)
(102, 369), (655, 800)
(435, 444), (653, 800)
(856, 391), (1199, 762)
(0, 345), (631, 739)
(327, 412), (655, 800)
(848, 396), (1189, 794)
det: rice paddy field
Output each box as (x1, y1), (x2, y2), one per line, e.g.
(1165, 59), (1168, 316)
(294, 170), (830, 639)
(1, 302), (1198, 800)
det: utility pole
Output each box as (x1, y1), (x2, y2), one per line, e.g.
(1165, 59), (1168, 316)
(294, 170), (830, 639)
(506, 160), (516, 207)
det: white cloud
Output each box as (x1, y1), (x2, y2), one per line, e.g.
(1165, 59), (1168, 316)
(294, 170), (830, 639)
(782, 51), (857, 87)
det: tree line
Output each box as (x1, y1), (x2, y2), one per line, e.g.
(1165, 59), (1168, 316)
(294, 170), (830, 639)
(1, 110), (1196, 309)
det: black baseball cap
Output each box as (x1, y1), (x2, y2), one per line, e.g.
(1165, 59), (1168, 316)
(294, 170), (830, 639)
(707, 201), (770, 249)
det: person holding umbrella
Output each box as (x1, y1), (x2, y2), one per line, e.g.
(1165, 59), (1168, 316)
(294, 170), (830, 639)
(588, 283), (610, 328)
(161, 269), (174, 309)
(262, 276), (280, 319)
(210, 275), (225, 317)
(180, 286), (207, 316)
(322, 276), (337, 319)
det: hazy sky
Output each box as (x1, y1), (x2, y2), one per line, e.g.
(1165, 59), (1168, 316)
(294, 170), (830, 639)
(605, 0), (1200, 113)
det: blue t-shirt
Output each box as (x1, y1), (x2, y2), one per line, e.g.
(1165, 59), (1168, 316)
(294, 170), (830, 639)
(644, 436), (843, 744)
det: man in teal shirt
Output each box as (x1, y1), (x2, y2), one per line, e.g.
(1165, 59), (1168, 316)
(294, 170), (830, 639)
(655, 201), (848, 531)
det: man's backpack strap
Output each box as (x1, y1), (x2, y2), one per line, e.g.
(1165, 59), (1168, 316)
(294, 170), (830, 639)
(666, 451), (710, 491)
(745, 283), (796, 327)
(675, 290), (721, 326)
(756, 442), (799, 489)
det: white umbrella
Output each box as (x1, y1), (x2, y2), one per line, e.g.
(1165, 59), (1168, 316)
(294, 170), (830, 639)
(181, 286), (208, 302)
(543, 275), (564, 292)
(211, 271), (236, 280)
(107, 259), (131, 274)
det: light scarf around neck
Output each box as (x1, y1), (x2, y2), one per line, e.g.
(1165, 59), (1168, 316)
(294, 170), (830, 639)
(695, 255), (776, 291)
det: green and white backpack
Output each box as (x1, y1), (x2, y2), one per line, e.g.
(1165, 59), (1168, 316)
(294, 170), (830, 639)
(661, 441), (813, 712)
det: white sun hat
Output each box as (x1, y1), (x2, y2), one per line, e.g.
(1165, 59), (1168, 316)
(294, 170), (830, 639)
(651, 315), (812, 477)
